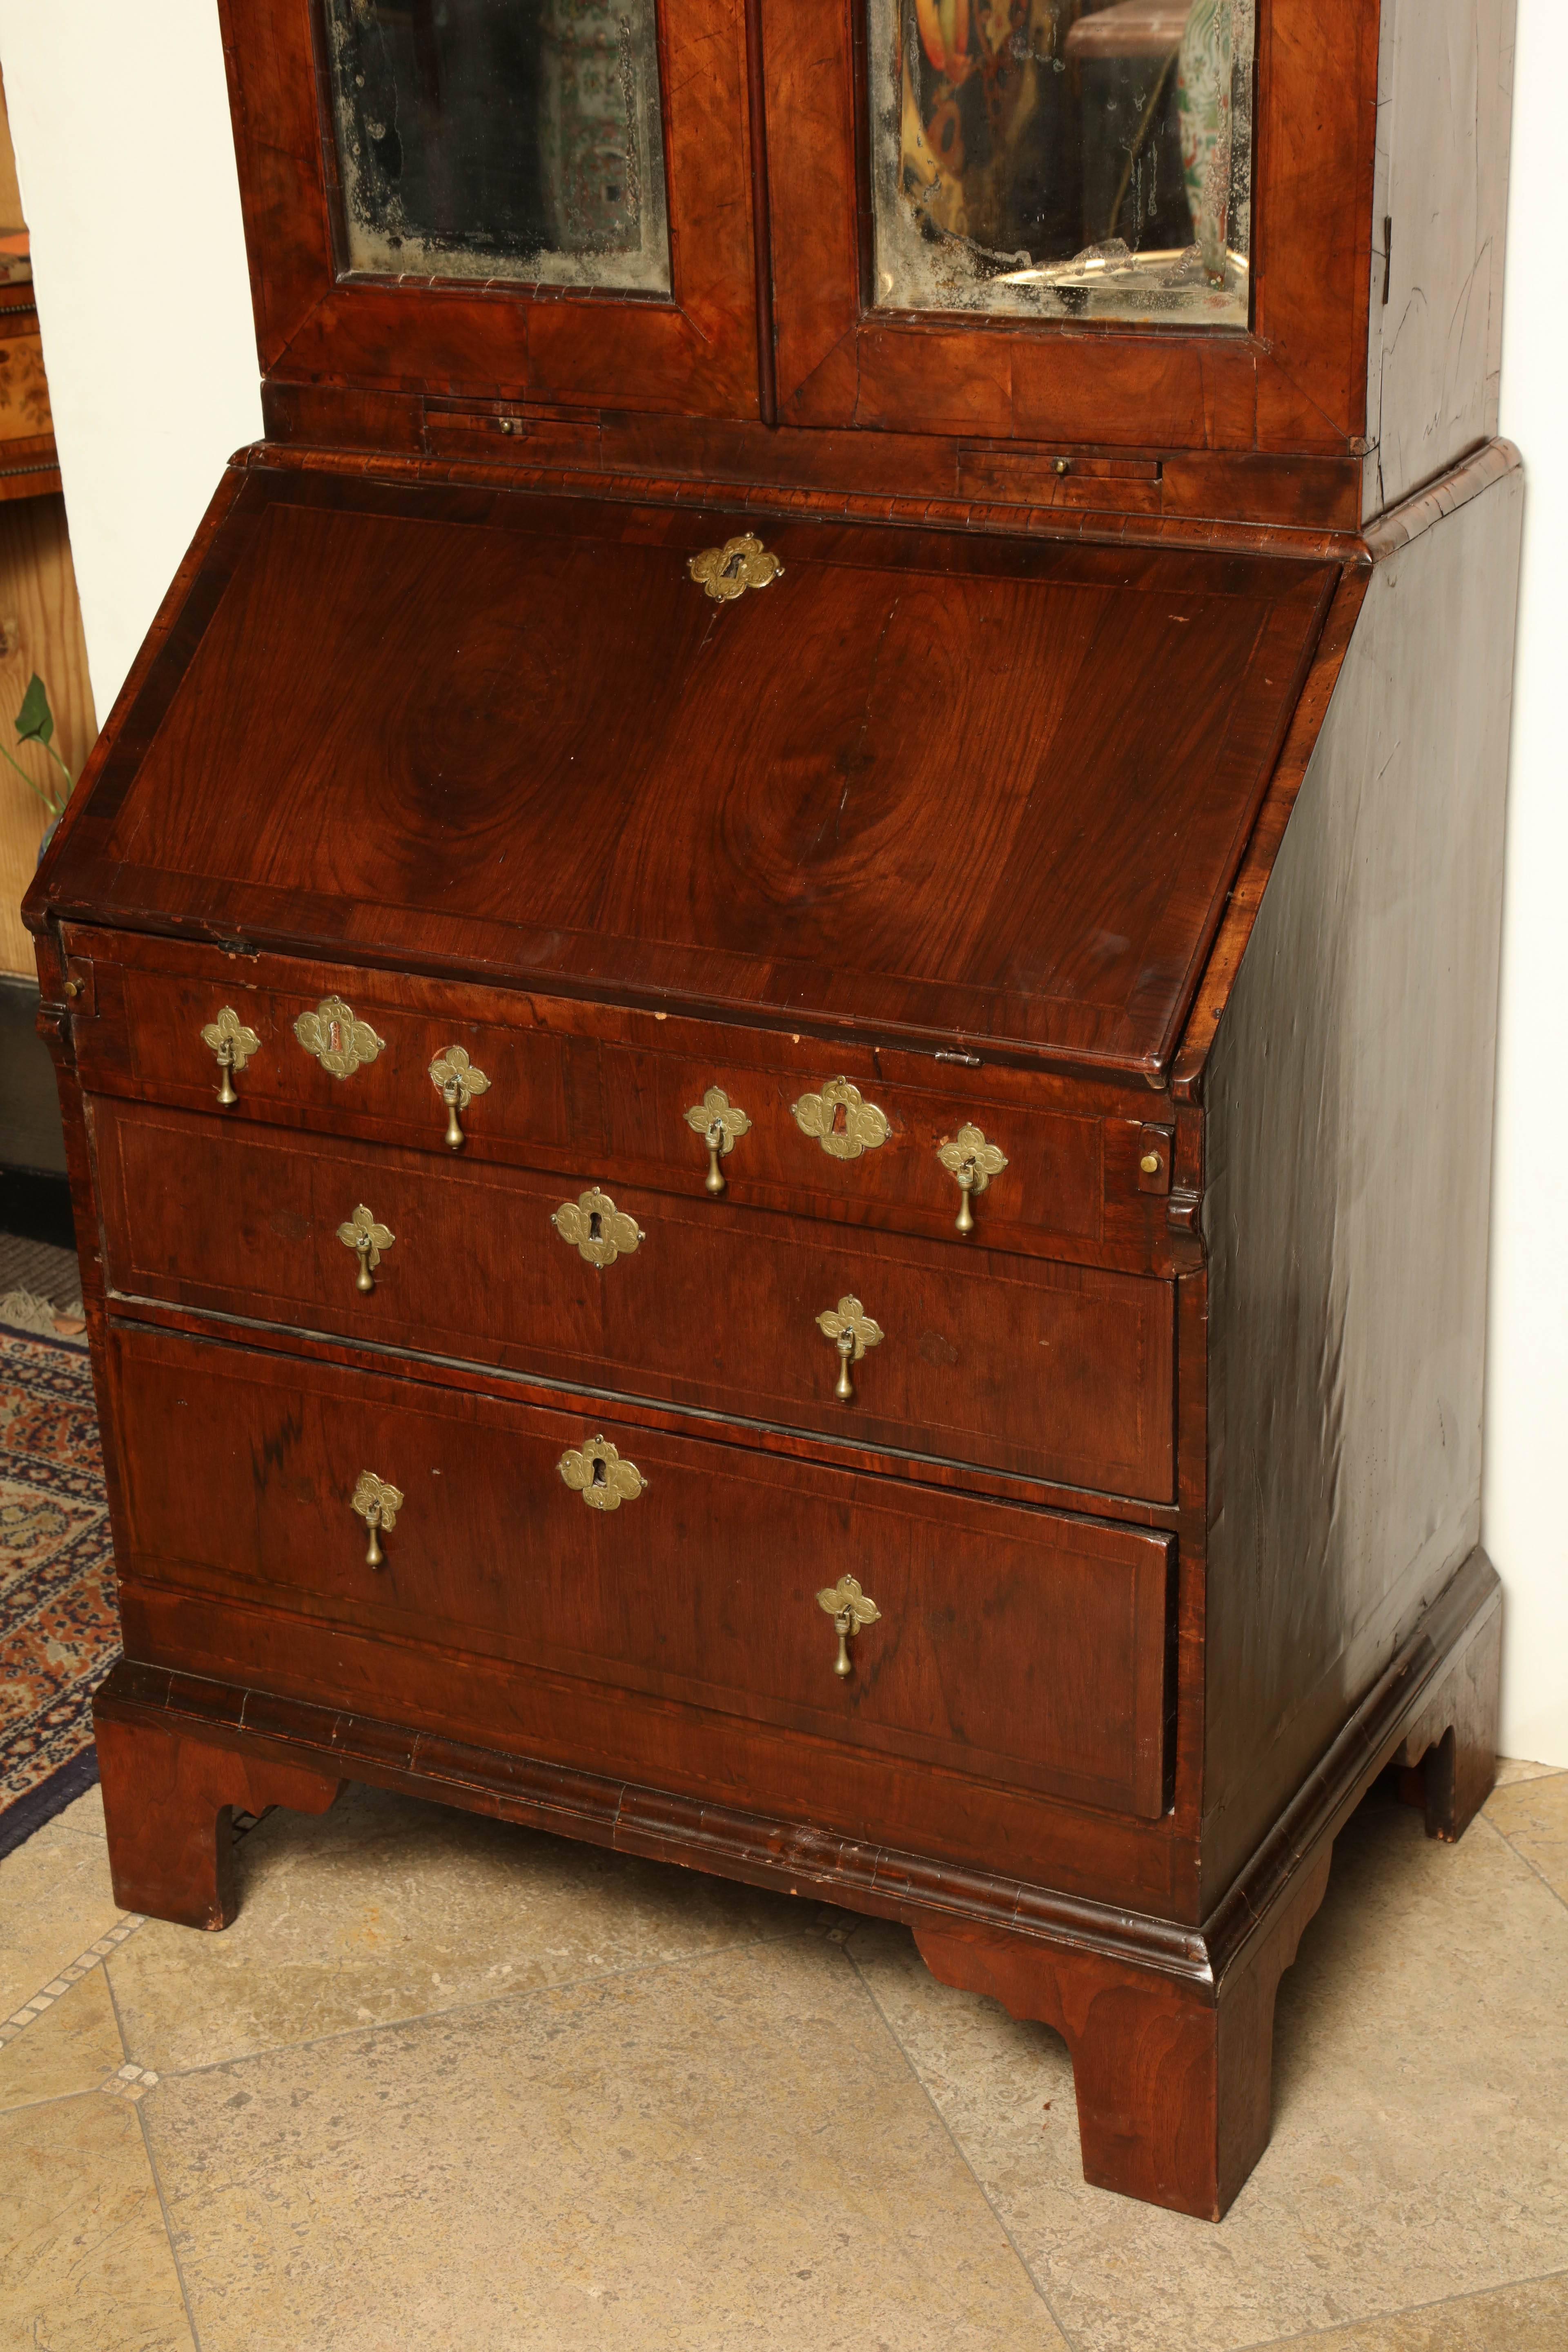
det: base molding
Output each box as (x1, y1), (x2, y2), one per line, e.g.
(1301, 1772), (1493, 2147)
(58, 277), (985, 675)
(92, 1546), (1500, 2216)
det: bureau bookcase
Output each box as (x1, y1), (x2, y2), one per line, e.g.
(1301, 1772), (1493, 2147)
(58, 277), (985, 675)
(27, 0), (1519, 2217)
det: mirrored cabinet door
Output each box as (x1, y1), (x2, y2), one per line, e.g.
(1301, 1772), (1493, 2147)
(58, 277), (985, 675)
(764, 0), (1377, 463)
(322, 0), (672, 295)
(867, 0), (1253, 326)
(228, 0), (759, 417)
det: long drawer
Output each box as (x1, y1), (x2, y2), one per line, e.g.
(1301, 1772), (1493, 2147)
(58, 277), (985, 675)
(93, 1096), (1176, 1500)
(64, 933), (1177, 1271)
(107, 1325), (1175, 1821)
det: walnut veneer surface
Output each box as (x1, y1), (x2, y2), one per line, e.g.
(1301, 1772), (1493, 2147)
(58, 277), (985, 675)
(23, 0), (1524, 2224)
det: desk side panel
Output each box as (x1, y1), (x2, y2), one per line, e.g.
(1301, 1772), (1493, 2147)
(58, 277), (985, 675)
(1200, 465), (1523, 1905)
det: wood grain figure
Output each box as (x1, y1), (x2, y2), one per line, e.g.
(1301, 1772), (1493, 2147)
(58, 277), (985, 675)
(22, 0), (1520, 2218)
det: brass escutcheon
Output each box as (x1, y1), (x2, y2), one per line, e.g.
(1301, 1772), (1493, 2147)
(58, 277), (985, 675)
(687, 533), (783, 604)
(936, 1124), (1009, 1236)
(815, 1294), (883, 1404)
(684, 1085), (751, 1196)
(351, 1470), (403, 1568)
(429, 1044), (490, 1152)
(792, 1077), (890, 1162)
(337, 1204), (394, 1294)
(199, 1006), (261, 1107)
(293, 996), (385, 1080)
(552, 1187), (645, 1269)
(558, 1435), (646, 1512)
(816, 1573), (882, 1679)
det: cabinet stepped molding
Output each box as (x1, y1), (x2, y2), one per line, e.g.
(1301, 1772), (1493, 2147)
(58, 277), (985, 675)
(27, 0), (1518, 2220)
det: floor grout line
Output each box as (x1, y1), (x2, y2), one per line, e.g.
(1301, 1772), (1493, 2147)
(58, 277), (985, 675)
(0, 1913), (146, 2045)
(93, 1919), (848, 2093)
(1228, 2259), (1568, 2351)
(100, 1942), (207, 2352)
(842, 1930), (1081, 2352)
(1475, 1807), (1568, 1918)
(0, 1806), (275, 2051)
(135, 2091), (206, 2352)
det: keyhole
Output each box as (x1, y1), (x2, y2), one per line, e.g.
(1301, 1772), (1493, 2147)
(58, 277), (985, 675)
(590, 1457), (606, 1488)
(588, 1209), (603, 1242)
(327, 1019), (343, 1054)
(830, 1102), (848, 1136)
(721, 550), (746, 579)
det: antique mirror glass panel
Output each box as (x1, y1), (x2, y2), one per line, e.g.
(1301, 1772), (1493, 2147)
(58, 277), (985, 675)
(322, 0), (671, 293)
(868, 0), (1253, 325)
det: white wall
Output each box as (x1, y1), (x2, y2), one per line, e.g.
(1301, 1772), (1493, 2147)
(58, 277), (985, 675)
(1486, 0), (1568, 1765)
(0, 0), (1563, 1761)
(0, 1), (261, 722)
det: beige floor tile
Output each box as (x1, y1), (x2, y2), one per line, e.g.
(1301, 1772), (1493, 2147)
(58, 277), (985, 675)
(1492, 1758), (1565, 1789)
(145, 1933), (1062, 2352)
(0, 2089), (194, 2352)
(0, 1809), (125, 2021)
(1261, 2270), (1568, 2350)
(109, 1780), (842, 2075)
(1484, 1771), (1568, 1904)
(0, 1963), (125, 2111)
(51, 1782), (108, 1838)
(850, 1795), (1568, 2352)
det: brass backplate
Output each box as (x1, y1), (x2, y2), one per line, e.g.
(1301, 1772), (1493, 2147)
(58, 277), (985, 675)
(559, 1435), (646, 1511)
(684, 1085), (751, 1154)
(351, 1470), (403, 1531)
(688, 534), (783, 603)
(294, 996), (385, 1080)
(816, 1572), (882, 1677)
(552, 1188), (645, 1269)
(430, 1044), (491, 1111)
(815, 1294), (884, 1363)
(937, 1123), (1007, 1195)
(200, 1005), (260, 1073)
(792, 1077), (890, 1161)
(337, 1203), (394, 1278)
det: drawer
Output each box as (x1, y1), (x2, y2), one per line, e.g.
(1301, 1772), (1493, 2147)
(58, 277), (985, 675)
(93, 1097), (1176, 1501)
(65, 935), (1176, 1271)
(108, 1325), (1175, 1821)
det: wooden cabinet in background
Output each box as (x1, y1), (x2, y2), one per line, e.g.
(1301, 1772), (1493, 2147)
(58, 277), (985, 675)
(0, 65), (94, 984)
(27, 0), (1517, 2219)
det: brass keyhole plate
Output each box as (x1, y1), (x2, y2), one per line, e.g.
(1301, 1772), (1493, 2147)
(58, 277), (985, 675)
(552, 1189), (645, 1268)
(792, 1078), (889, 1162)
(687, 534), (783, 603)
(294, 996), (385, 1080)
(559, 1435), (646, 1511)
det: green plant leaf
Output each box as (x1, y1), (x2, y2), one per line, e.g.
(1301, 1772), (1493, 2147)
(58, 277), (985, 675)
(16, 672), (53, 748)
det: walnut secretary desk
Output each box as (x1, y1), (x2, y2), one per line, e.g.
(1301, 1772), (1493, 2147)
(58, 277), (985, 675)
(27, 0), (1519, 2218)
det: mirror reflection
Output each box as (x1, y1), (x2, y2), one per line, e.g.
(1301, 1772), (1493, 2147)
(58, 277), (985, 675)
(869, 0), (1253, 325)
(323, 0), (670, 294)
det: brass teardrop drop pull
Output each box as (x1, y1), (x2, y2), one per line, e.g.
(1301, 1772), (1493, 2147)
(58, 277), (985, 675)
(816, 1574), (882, 1679)
(199, 1007), (261, 1108)
(429, 1045), (490, 1152)
(337, 1204), (394, 1294)
(815, 1295), (883, 1404)
(936, 1125), (1008, 1236)
(683, 1086), (751, 1195)
(351, 1470), (403, 1568)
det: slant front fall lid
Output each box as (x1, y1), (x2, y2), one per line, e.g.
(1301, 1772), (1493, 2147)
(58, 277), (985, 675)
(40, 466), (1338, 1077)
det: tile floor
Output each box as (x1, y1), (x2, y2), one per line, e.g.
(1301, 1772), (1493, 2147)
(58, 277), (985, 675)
(2, 1762), (1566, 2352)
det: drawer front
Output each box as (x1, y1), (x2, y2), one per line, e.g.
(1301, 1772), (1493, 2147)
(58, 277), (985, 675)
(94, 1098), (1175, 1501)
(108, 1326), (1174, 1820)
(67, 937), (1174, 1270)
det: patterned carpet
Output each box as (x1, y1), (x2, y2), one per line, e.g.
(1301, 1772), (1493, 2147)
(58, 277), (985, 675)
(0, 1321), (117, 1859)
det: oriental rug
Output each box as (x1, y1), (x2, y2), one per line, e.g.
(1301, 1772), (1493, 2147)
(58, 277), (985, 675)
(0, 1319), (117, 1860)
